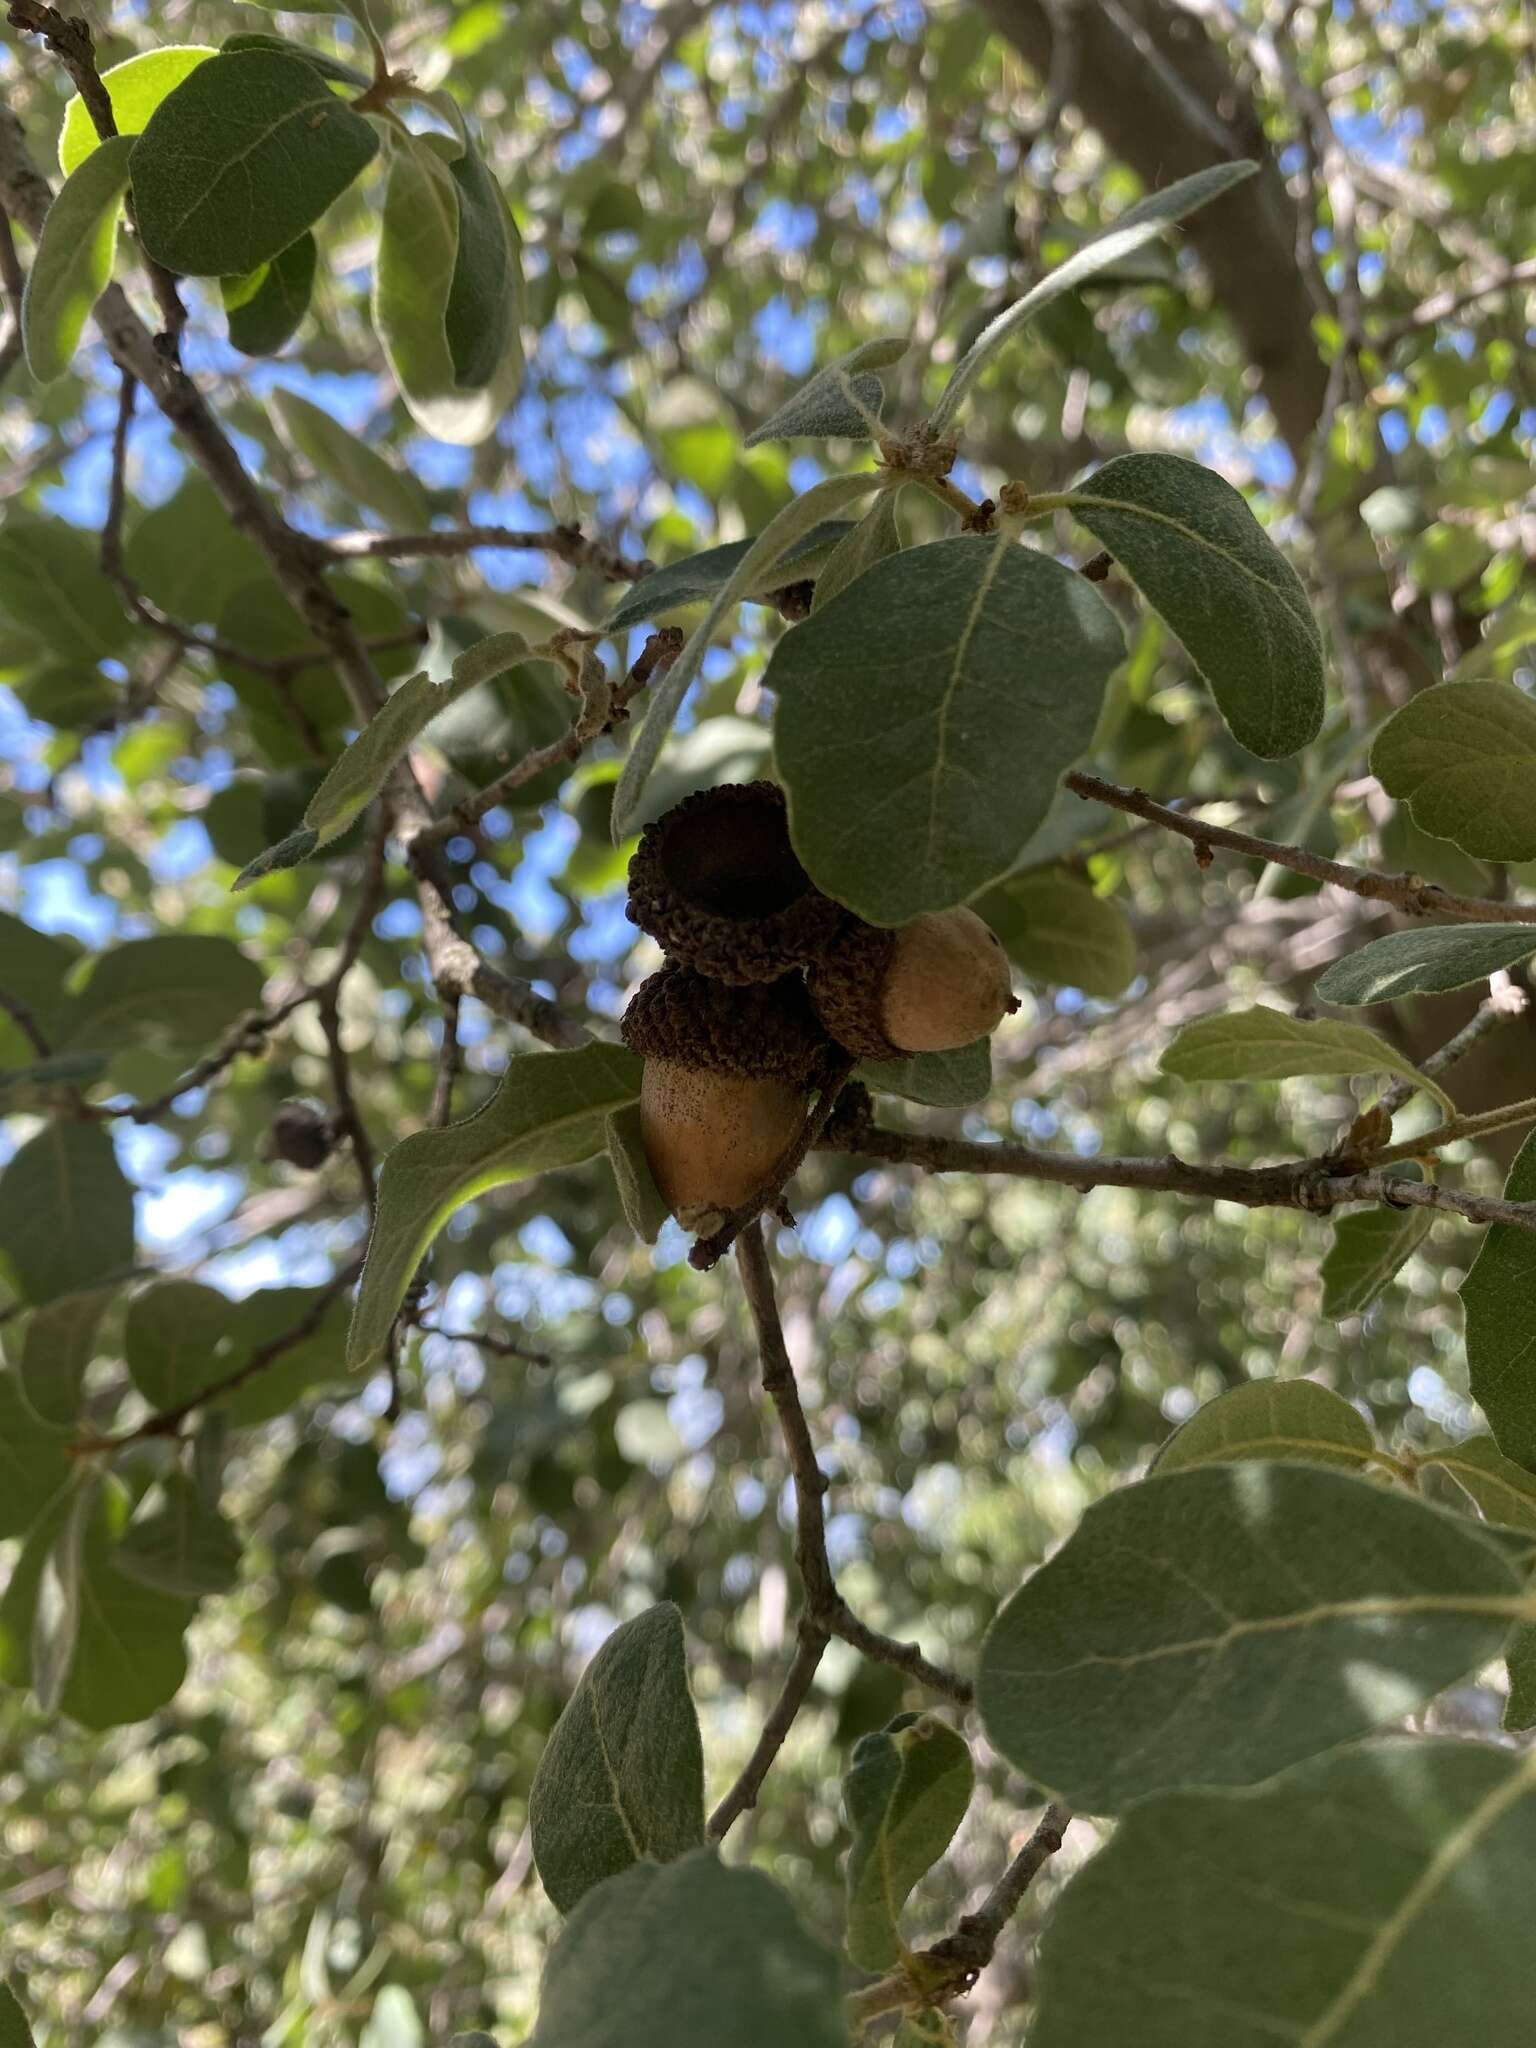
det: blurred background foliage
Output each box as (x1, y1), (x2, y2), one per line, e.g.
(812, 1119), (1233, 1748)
(0, 0), (1531, 2040)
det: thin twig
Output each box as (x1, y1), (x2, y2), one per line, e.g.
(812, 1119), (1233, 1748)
(689, 1053), (857, 1271)
(315, 817), (389, 1212)
(410, 627), (683, 854)
(1374, 1095), (1536, 1169)
(430, 994), (463, 1128)
(847, 1804), (1073, 2024)
(708, 1619), (831, 1841)
(417, 1322), (552, 1366)
(737, 1223), (974, 1706)
(1374, 983), (1529, 1123)
(1065, 772), (1536, 926)
(324, 522), (648, 583)
(0, 201), (23, 388)
(1376, 257), (1536, 347)
(0, 985), (52, 1058)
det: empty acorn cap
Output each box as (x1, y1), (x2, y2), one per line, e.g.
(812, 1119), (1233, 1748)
(625, 781), (842, 984)
(620, 962), (835, 1085)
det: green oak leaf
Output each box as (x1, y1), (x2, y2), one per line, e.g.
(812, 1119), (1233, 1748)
(1160, 1005), (1453, 1112)
(125, 1278), (238, 1412)
(772, 533), (1124, 924)
(1029, 1740), (1536, 2047)
(604, 521), (856, 635)
(1316, 924), (1536, 1006)
(529, 1604), (705, 1913)
(57, 934), (264, 1054)
(0, 1121), (135, 1307)
(976, 868), (1136, 998)
(527, 1852), (847, 2048)
(1371, 681), (1536, 863)
(58, 1478), (193, 1730)
(21, 135), (135, 383)
(811, 488), (906, 611)
(58, 46), (216, 173)
(612, 473), (880, 841)
(349, 1043), (642, 1366)
(271, 388), (427, 528)
(129, 48), (379, 276)
(605, 1106), (669, 1243)
(1460, 1130), (1536, 1470)
(117, 1473), (242, 1599)
(857, 1041), (991, 1109)
(222, 231), (316, 355)
(1422, 1436), (1536, 1535)
(976, 1461), (1521, 1813)
(843, 1712), (974, 1971)
(1068, 453), (1323, 760)
(928, 162), (1258, 433)
(13, 1284), (118, 1429)
(0, 519), (132, 666)
(0, 1980), (38, 2048)
(1152, 1380), (1375, 1475)
(1320, 1177), (1432, 1318)
(743, 336), (907, 446)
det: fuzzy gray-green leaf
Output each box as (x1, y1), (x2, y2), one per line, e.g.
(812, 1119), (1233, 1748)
(1316, 924), (1536, 1006)
(1460, 1130), (1536, 1470)
(929, 163), (1257, 434)
(22, 135), (134, 382)
(129, 49), (378, 275)
(1321, 1189), (1432, 1318)
(976, 868), (1136, 998)
(1371, 681), (1536, 862)
(1029, 1739), (1536, 2047)
(605, 522), (856, 634)
(1422, 1436), (1536, 1535)
(1161, 1005), (1452, 1112)
(976, 1461), (1521, 1813)
(844, 1712), (974, 1971)
(1068, 453), (1323, 760)
(349, 1043), (642, 1367)
(772, 534), (1124, 925)
(811, 489), (906, 611)
(222, 231), (316, 355)
(528, 1852), (846, 2048)
(529, 1604), (705, 1913)
(1152, 1380), (1375, 1475)
(857, 1041), (991, 1109)
(743, 336), (906, 446)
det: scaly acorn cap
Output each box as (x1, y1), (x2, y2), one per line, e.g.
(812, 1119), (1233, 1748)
(626, 781), (842, 985)
(809, 907), (1017, 1060)
(620, 963), (835, 1086)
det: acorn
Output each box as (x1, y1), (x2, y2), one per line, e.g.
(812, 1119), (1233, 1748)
(808, 907), (1016, 1061)
(621, 965), (834, 1229)
(626, 781), (842, 984)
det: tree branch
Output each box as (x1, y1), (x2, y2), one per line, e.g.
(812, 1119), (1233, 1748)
(822, 1117), (1536, 1237)
(1065, 771), (1536, 926)
(737, 1222), (974, 1707)
(707, 1618), (831, 1841)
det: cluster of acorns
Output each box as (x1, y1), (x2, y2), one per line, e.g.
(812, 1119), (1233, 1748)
(620, 782), (1017, 1229)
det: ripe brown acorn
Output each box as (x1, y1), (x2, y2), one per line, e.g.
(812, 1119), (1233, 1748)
(621, 964), (835, 1228)
(808, 907), (1016, 1061)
